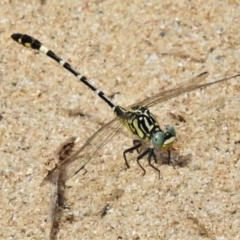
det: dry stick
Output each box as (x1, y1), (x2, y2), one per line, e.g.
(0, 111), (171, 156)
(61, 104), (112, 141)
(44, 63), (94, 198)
(45, 137), (76, 240)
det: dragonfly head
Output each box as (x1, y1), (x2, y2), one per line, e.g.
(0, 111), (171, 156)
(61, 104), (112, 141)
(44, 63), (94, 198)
(163, 125), (176, 149)
(151, 125), (176, 149)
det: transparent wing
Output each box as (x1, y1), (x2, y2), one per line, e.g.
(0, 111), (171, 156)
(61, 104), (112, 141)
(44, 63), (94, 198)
(137, 72), (240, 108)
(44, 118), (123, 182)
(136, 71), (209, 108)
(45, 71), (240, 182)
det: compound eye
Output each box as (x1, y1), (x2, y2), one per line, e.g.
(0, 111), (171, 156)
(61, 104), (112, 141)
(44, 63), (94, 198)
(151, 132), (164, 148)
(163, 125), (176, 148)
(165, 125), (176, 137)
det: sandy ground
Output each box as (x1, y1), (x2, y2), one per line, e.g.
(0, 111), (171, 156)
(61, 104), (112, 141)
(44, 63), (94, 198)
(1, 0), (240, 239)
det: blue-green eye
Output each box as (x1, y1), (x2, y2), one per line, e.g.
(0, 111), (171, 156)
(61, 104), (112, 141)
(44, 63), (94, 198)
(165, 125), (176, 137)
(151, 131), (164, 148)
(162, 125), (176, 148)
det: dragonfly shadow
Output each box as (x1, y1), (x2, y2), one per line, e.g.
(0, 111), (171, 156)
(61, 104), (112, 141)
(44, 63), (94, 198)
(154, 148), (192, 169)
(127, 140), (193, 177)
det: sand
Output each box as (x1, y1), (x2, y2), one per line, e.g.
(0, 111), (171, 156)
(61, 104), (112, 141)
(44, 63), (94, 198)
(1, 0), (240, 239)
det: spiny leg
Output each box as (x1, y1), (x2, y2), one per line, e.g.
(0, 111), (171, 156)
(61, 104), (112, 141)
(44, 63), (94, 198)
(137, 148), (161, 178)
(124, 140), (161, 177)
(147, 149), (161, 178)
(123, 141), (142, 168)
(133, 139), (143, 154)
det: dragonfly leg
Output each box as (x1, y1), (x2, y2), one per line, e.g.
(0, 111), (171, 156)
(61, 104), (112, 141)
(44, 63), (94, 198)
(137, 148), (160, 178)
(136, 148), (150, 176)
(167, 150), (171, 165)
(123, 141), (142, 168)
(147, 148), (161, 179)
(133, 139), (142, 153)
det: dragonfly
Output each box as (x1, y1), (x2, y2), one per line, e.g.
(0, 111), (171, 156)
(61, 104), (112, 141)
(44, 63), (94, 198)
(11, 33), (240, 181)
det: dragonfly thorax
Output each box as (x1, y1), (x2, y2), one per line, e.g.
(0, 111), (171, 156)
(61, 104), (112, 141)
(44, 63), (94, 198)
(115, 105), (171, 143)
